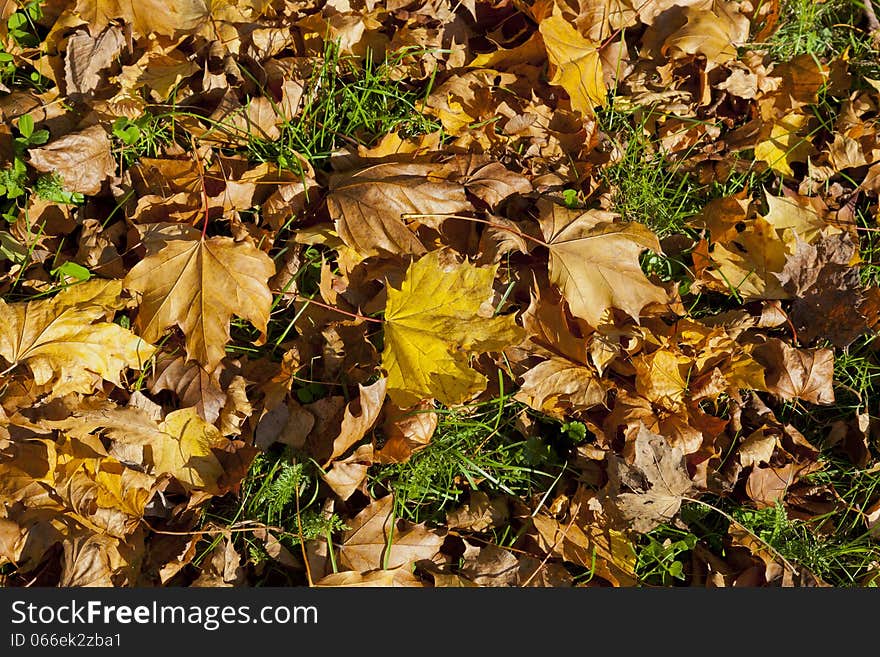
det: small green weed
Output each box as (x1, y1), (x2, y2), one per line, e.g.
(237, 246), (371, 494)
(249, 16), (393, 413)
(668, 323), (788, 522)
(0, 115), (51, 220)
(111, 114), (176, 167)
(34, 173), (84, 205)
(636, 526), (699, 586)
(0, 2), (52, 91)
(201, 450), (348, 583)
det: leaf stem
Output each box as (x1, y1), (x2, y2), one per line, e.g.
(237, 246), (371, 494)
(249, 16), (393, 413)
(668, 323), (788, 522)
(190, 136), (210, 239)
(295, 294), (384, 324)
(401, 213), (549, 248)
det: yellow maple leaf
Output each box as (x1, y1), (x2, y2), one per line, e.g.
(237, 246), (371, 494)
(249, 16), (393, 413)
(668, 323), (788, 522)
(124, 236), (275, 373)
(634, 349), (692, 412)
(761, 189), (833, 244)
(754, 112), (814, 177)
(539, 14), (606, 117)
(382, 250), (524, 408)
(47, 405), (227, 494)
(0, 280), (155, 397)
(707, 217), (790, 300)
(151, 408), (226, 493)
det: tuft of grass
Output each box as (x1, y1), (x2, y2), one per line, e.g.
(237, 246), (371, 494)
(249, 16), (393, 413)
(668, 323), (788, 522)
(597, 110), (704, 237)
(368, 398), (564, 525)
(248, 43), (440, 170)
(765, 0), (873, 61)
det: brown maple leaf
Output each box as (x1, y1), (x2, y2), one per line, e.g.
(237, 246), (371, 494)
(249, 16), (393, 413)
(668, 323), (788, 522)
(124, 236), (275, 373)
(605, 424), (698, 533)
(336, 495), (446, 572)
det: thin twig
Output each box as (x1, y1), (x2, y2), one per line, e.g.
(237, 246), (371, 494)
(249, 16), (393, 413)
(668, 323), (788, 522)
(294, 294), (384, 324)
(401, 212), (549, 248)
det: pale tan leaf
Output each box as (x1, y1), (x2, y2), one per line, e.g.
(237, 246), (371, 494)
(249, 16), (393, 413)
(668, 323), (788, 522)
(515, 357), (607, 418)
(539, 200), (667, 326)
(322, 444), (373, 501)
(64, 26), (125, 95)
(327, 162), (470, 258)
(314, 567), (426, 587)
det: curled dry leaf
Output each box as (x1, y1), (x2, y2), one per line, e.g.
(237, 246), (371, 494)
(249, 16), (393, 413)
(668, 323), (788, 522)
(375, 400), (437, 464)
(515, 357), (607, 418)
(149, 354), (226, 424)
(325, 377), (387, 465)
(753, 339), (835, 405)
(322, 443), (374, 501)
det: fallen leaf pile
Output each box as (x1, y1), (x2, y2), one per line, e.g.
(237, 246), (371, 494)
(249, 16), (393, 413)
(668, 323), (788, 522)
(1, 0), (879, 587)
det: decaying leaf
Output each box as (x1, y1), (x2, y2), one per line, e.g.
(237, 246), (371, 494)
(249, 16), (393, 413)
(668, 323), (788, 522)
(754, 339), (834, 405)
(606, 424), (697, 533)
(28, 126), (115, 196)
